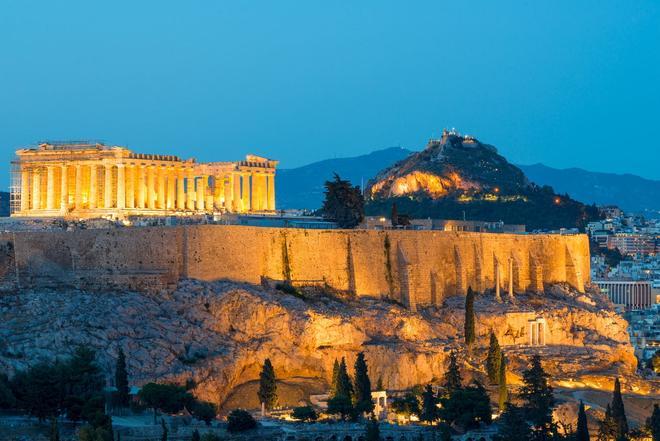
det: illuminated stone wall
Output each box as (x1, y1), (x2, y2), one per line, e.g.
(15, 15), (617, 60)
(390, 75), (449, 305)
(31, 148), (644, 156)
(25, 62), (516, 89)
(0, 226), (590, 307)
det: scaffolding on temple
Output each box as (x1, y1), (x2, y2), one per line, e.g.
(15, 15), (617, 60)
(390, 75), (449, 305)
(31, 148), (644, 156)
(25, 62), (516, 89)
(9, 158), (23, 215)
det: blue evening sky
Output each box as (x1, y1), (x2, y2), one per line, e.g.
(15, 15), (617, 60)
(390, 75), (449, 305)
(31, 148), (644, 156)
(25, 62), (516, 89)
(1, 1), (659, 184)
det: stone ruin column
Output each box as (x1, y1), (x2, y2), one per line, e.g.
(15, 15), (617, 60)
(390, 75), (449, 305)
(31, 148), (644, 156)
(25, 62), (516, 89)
(495, 260), (502, 302)
(508, 257), (515, 301)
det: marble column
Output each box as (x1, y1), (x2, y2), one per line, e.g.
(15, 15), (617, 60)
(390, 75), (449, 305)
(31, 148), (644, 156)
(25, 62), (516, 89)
(137, 165), (146, 209)
(260, 174), (268, 211)
(20, 169), (30, 211)
(495, 261), (502, 302)
(147, 166), (156, 209)
(60, 165), (69, 213)
(104, 164), (113, 208)
(196, 176), (206, 210)
(232, 173), (241, 212)
(267, 173), (276, 211)
(125, 165), (135, 209)
(176, 168), (185, 210)
(250, 172), (258, 211)
(242, 173), (250, 211)
(224, 174), (233, 211)
(508, 258), (514, 300)
(157, 167), (166, 209)
(214, 175), (224, 210)
(186, 169), (196, 210)
(32, 168), (41, 210)
(89, 165), (97, 209)
(167, 168), (175, 209)
(74, 165), (83, 209)
(116, 164), (125, 209)
(46, 166), (55, 210)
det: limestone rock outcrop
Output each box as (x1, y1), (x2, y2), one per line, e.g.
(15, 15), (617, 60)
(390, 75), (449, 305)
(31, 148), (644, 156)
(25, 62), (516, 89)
(0, 281), (642, 410)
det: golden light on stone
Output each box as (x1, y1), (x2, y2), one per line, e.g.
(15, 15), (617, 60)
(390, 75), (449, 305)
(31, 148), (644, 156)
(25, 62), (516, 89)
(10, 142), (278, 218)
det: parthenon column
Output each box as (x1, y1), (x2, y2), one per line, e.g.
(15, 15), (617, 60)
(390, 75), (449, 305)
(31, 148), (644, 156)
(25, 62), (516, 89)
(60, 165), (68, 213)
(74, 165), (83, 209)
(147, 166), (156, 209)
(214, 176), (224, 210)
(250, 172), (258, 211)
(242, 173), (250, 211)
(232, 173), (241, 212)
(267, 173), (275, 211)
(137, 165), (146, 209)
(224, 174), (233, 211)
(116, 164), (125, 209)
(32, 168), (41, 210)
(167, 168), (175, 210)
(157, 167), (166, 209)
(104, 164), (113, 209)
(46, 166), (55, 210)
(186, 169), (196, 210)
(260, 174), (268, 211)
(89, 165), (97, 209)
(20, 168), (30, 212)
(176, 168), (185, 210)
(196, 176), (206, 211)
(125, 165), (135, 209)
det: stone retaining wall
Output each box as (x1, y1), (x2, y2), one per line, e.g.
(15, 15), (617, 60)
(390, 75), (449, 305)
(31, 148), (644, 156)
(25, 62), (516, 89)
(0, 225), (590, 307)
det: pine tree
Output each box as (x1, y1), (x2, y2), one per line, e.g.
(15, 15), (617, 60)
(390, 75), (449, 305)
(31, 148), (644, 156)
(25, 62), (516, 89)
(519, 355), (554, 429)
(49, 418), (60, 441)
(115, 347), (130, 408)
(576, 400), (590, 441)
(353, 352), (374, 415)
(330, 359), (340, 396)
(420, 384), (438, 423)
(443, 350), (462, 394)
(365, 416), (380, 441)
(486, 331), (502, 384)
(464, 287), (476, 347)
(610, 378), (628, 439)
(257, 358), (277, 411)
(648, 403), (659, 441)
(191, 429), (200, 441)
(498, 354), (508, 410)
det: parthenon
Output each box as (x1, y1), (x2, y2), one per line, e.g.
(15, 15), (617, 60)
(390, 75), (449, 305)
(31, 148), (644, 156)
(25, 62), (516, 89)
(10, 141), (278, 218)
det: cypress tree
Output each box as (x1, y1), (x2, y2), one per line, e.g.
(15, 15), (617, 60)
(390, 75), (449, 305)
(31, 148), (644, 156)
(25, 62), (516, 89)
(464, 287), (476, 347)
(376, 376), (384, 391)
(598, 404), (617, 441)
(115, 347), (130, 407)
(330, 359), (340, 396)
(257, 358), (277, 411)
(327, 357), (354, 420)
(443, 350), (462, 394)
(519, 355), (554, 429)
(486, 331), (502, 384)
(49, 418), (60, 441)
(498, 354), (508, 410)
(610, 378), (628, 438)
(420, 384), (438, 423)
(353, 352), (374, 415)
(391, 203), (399, 226)
(648, 403), (659, 441)
(160, 418), (168, 441)
(365, 416), (380, 441)
(576, 400), (589, 441)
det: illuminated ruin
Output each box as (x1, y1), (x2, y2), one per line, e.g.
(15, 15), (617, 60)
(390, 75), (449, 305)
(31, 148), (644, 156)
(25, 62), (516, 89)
(10, 141), (277, 218)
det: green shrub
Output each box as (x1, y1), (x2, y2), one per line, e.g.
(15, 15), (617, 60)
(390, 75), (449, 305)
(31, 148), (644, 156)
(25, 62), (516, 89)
(227, 409), (257, 433)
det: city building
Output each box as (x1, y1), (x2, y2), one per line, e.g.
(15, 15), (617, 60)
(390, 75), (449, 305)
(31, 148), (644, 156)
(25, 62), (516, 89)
(10, 141), (277, 219)
(607, 233), (656, 256)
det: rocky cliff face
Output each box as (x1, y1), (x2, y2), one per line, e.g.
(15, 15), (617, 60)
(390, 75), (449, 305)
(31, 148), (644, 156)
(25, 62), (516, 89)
(0, 281), (644, 411)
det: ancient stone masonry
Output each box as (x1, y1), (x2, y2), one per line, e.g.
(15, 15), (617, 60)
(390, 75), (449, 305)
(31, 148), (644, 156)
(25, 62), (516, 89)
(10, 142), (278, 218)
(0, 226), (590, 307)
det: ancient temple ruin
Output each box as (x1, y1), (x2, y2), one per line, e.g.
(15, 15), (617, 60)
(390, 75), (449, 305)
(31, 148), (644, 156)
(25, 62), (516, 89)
(10, 141), (277, 218)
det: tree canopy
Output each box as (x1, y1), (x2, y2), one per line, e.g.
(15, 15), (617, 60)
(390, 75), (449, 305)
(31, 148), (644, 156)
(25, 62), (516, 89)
(321, 174), (365, 228)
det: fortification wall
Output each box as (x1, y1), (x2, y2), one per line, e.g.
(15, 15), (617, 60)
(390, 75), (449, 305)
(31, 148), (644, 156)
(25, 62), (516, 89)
(0, 226), (590, 307)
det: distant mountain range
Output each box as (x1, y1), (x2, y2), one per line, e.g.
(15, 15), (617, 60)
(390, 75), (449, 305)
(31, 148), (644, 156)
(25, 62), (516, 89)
(278, 147), (660, 215)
